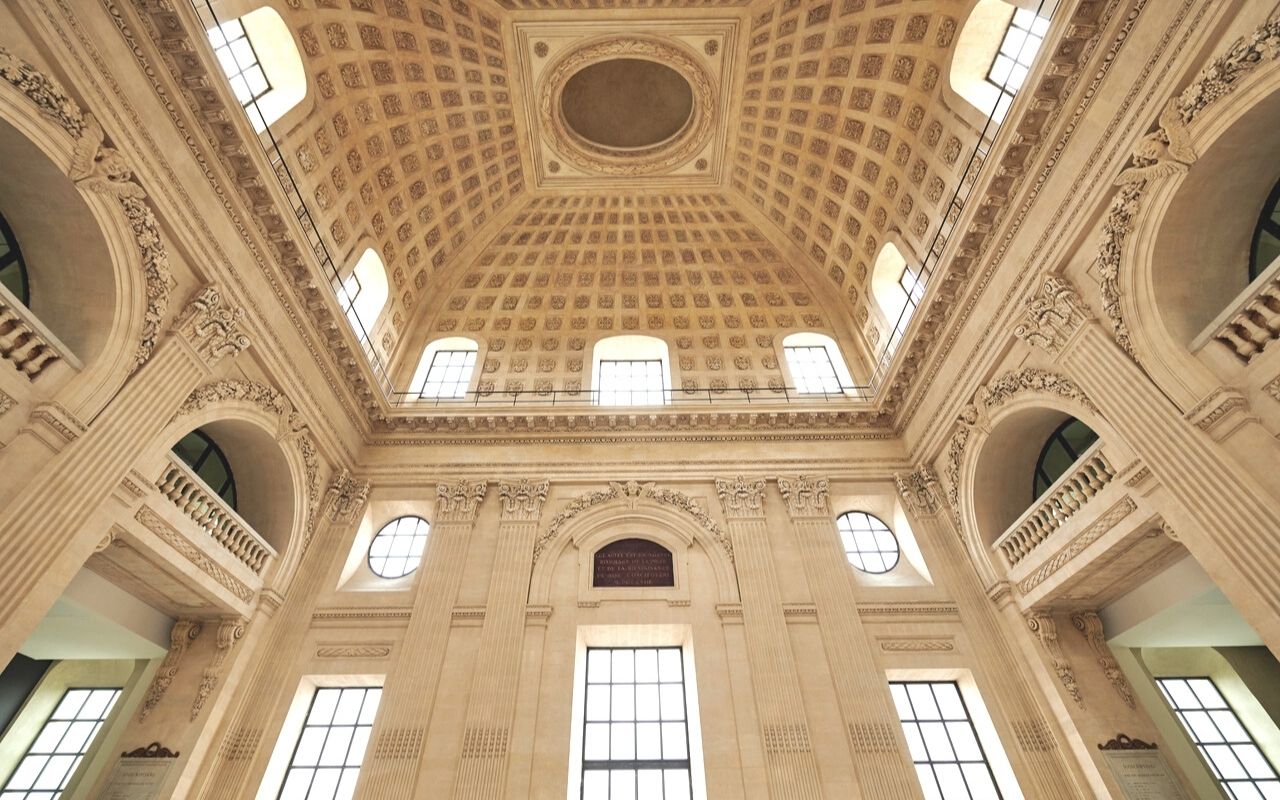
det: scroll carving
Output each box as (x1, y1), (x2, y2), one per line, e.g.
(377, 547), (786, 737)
(1071, 611), (1136, 709)
(436, 479), (487, 522)
(776, 475), (830, 518)
(1026, 613), (1083, 707)
(1014, 276), (1092, 356)
(138, 619), (201, 720)
(715, 476), (766, 518)
(324, 469), (371, 523)
(191, 618), (245, 720)
(497, 478), (549, 522)
(172, 285), (251, 367)
(894, 467), (943, 517)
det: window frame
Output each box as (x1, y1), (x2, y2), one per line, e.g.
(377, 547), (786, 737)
(1031, 418), (1099, 502)
(579, 646), (695, 799)
(171, 428), (238, 510)
(983, 7), (1052, 123)
(1157, 676), (1280, 798)
(595, 358), (668, 407)
(835, 511), (901, 575)
(417, 348), (478, 399)
(1249, 178), (1280, 282)
(0, 212), (31, 307)
(366, 515), (431, 579)
(0, 686), (122, 800)
(890, 680), (1006, 800)
(205, 16), (273, 131)
(783, 344), (844, 395)
(274, 686), (381, 800)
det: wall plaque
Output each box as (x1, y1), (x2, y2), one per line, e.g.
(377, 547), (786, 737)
(1098, 735), (1190, 800)
(101, 743), (179, 800)
(592, 538), (674, 587)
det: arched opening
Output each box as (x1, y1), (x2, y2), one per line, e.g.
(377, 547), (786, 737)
(870, 242), (923, 332)
(1031, 418), (1099, 501)
(1250, 177), (1280, 282)
(339, 248), (389, 346)
(0, 118), (119, 367)
(170, 428), (238, 509)
(409, 336), (479, 399)
(781, 331), (857, 394)
(950, 1), (1050, 123)
(591, 335), (671, 406)
(204, 7), (306, 133)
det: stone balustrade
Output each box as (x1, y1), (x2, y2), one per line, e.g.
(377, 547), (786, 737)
(156, 454), (276, 575)
(993, 444), (1115, 568)
(1205, 257), (1280, 362)
(0, 285), (73, 380)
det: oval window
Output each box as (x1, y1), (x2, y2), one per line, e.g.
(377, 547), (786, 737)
(836, 511), (900, 574)
(368, 516), (430, 578)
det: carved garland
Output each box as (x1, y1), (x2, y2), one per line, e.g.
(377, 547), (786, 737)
(534, 481), (732, 564)
(538, 37), (716, 176)
(1097, 20), (1280, 354)
(0, 48), (171, 371)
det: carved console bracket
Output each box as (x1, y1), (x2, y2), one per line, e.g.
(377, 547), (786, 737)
(139, 619), (202, 721)
(1026, 612), (1083, 707)
(1071, 611), (1136, 709)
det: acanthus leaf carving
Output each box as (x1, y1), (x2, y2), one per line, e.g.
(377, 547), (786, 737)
(497, 478), (549, 522)
(138, 618), (202, 721)
(436, 479), (488, 522)
(894, 467), (943, 517)
(1026, 612), (1083, 707)
(324, 469), (371, 523)
(171, 285), (251, 367)
(191, 617), (245, 720)
(776, 475), (830, 518)
(1071, 611), (1136, 709)
(1014, 276), (1092, 356)
(714, 476), (766, 518)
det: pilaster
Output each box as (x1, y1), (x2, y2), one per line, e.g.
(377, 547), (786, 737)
(0, 285), (251, 664)
(894, 467), (1090, 798)
(714, 476), (824, 798)
(449, 479), (548, 799)
(776, 475), (921, 798)
(357, 479), (487, 799)
(1017, 275), (1280, 651)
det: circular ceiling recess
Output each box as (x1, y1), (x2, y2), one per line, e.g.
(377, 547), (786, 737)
(560, 59), (694, 150)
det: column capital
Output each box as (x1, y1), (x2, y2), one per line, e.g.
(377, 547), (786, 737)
(171, 284), (251, 368)
(715, 476), (766, 519)
(497, 478), (549, 522)
(1014, 276), (1091, 356)
(436, 479), (488, 523)
(776, 475), (830, 518)
(325, 469), (371, 523)
(893, 467), (944, 517)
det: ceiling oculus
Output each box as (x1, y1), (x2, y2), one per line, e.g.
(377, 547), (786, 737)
(539, 37), (716, 176)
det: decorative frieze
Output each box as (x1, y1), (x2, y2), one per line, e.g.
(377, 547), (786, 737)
(171, 285), (251, 368)
(1071, 611), (1136, 709)
(497, 478), (549, 522)
(435, 479), (488, 522)
(134, 505), (254, 602)
(1026, 613), (1083, 707)
(1015, 497), (1139, 595)
(877, 637), (955, 653)
(776, 475), (830, 518)
(714, 476), (766, 519)
(315, 643), (392, 659)
(191, 618), (246, 720)
(138, 619), (202, 720)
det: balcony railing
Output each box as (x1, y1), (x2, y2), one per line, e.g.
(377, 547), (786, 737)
(1196, 253), (1280, 362)
(156, 454), (275, 575)
(993, 442), (1115, 568)
(0, 282), (78, 380)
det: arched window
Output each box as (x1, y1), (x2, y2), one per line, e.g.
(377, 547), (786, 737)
(836, 511), (900, 574)
(870, 242), (927, 333)
(591, 335), (671, 406)
(204, 7), (306, 133)
(410, 337), (479, 398)
(367, 516), (430, 578)
(782, 332), (856, 394)
(0, 212), (29, 307)
(1032, 418), (1099, 500)
(1250, 177), (1280, 282)
(951, 1), (1051, 123)
(171, 429), (237, 509)
(339, 248), (389, 345)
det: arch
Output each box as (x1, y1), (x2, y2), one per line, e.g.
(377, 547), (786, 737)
(590, 335), (671, 406)
(408, 336), (480, 398)
(870, 241), (920, 329)
(781, 331), (857, 394)
(205, 6), (306, 132)
(0, 211), (29, 305)
(340, 247), (389, 345)
(1031, 417), (1099, 501)
(1249, 175), (1280, 282)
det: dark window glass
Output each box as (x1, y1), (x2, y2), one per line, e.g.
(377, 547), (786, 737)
(1032, 418), (1099, 500)
(1251, 178), (1280, 282)
(0, 213), (30, 306)
(171, 429), (238, 509)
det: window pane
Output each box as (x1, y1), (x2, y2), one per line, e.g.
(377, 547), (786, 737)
(1158, 676), (1280, 798)
(418, 349), (477, 399)
(835, 511), (900, 574)
(596, 360), (666, 406)
(367, 516), (430, 578)
(784, 345), (843, 394)
(275, 688), (380, 800)
(890, 681), (1008, 800)
(1, 688), (121, 799)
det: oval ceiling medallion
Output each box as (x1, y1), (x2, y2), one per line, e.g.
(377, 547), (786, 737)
(561, 59), (693, 150)
(540, 38), (716, 176)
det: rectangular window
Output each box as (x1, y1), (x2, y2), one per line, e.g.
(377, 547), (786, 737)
(206, 18), (272, 131)
(418, 350), (477, 399)
(784, 345), (842, 394)
(986, 8), (1051, 122)
(277, 686), (381, 800)
(1157, 677), (1280, 798)
(596, 360), (666, 406)
(1, 687), (121, 800)
(890, 681), (1004, 800)
(338, 273), (368, 344)
(581, 647), (693, 799)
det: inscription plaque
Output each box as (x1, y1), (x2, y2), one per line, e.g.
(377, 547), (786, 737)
(592, 538), (674, 587)
(102, 743), (178, 800)
(1098, 736), (1190, 800)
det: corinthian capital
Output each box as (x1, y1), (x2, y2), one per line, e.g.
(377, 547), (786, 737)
(1014, 276), (1091, 356)
(498, 479), (550, 522)
(436, 479), (488, 522)
(325, 469), (371, 523)
(715, 476), (766, 519)
(894, 467), (943, 517)
(172, 284), (251, 367)
(776, 476), (830, 518)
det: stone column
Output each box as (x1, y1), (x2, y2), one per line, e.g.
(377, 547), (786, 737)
(714, 476), (824, 798)
(0, 285), (251, 664)
(776, 476), (922, 798)
(1015, 276), (1280, 650)
(449, 479), (548, 799)
(355, 479), (487, 799)
(194, 470), (371, 800)
(895, 468), (1091, 798)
